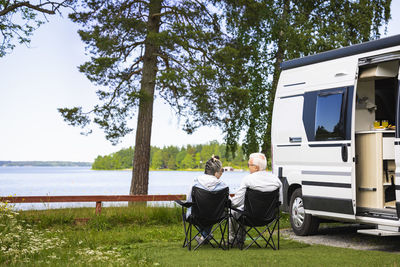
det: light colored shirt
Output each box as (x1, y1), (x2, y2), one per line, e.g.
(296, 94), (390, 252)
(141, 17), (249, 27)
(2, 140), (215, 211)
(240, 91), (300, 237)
(231, 170), (283, 210)
(186, 174), (228, 216)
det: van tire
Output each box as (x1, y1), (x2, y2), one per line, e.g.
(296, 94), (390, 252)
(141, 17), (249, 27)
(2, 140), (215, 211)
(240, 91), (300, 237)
(289, 188), (319, 236)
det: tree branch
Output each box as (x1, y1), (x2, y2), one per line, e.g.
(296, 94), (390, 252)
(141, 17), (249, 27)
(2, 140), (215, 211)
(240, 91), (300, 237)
(155, 52), (191, 73)
(151, 10), (175, 18)
(103, 57), (143, 110)
(0, 1), (70, 16)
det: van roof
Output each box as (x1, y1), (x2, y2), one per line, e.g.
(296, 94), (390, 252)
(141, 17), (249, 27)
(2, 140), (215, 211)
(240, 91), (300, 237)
(280, 34), (400, 70)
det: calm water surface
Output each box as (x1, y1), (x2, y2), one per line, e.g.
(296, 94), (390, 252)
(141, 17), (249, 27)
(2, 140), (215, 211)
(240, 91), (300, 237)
(0, 167), (245, 210)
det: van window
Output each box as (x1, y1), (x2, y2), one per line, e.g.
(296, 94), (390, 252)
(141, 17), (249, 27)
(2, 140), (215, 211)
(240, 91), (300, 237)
(303, 86), (353, 142)
(315, 92), (345, 141)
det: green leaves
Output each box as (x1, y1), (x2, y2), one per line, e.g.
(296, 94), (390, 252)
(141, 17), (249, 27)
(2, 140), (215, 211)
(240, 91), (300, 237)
(58, 107), (90, 128)
(219, 0), (392, 159)
(0, 1), (73, 57)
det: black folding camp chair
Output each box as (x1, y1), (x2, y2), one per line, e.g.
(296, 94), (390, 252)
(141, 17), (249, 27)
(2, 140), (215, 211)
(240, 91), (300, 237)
(230, 188), (280, 250)
(175, 187), (230, 251)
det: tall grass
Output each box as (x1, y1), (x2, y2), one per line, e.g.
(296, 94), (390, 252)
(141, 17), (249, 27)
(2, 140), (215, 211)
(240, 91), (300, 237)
(17, 204), (182, 229)
(1, 202), (184, 265)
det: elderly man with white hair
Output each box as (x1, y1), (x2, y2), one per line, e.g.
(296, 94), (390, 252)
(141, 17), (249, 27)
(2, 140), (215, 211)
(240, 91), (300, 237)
(229, 152), (282, 246)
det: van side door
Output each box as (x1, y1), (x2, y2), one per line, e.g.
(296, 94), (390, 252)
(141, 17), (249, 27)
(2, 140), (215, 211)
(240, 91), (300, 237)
(395, 68), (400, 218)
(301, 86), (355, 219)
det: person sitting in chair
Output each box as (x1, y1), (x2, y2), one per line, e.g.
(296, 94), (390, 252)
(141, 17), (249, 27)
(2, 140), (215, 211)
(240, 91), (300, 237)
(186, 155), (227, 243)
(229, 152), (282, 246)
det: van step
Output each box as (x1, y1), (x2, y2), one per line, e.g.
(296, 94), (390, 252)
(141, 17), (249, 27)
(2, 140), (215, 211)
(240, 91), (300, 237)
(356, 208), (398, 220)
(357, 229), (400, 236)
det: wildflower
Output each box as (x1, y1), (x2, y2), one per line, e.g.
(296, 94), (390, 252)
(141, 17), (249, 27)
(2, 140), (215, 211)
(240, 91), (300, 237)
(47, 255), (59, 259)
(0, 201), (67, 261)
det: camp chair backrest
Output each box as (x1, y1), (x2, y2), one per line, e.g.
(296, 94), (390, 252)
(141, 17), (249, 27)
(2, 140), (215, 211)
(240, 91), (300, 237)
(191, 186), (229, 227)
(243, 188), (279, 226)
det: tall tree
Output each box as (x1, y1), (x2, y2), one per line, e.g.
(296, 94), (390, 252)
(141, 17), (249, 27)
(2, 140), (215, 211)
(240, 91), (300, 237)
(220, 0), (391, 160)
(0, 0), (72, 57)
(59, 0), (244, 195)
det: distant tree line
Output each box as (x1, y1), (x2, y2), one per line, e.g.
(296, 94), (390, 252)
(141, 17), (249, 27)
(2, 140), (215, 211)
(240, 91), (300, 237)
(92, 141), (247, 170)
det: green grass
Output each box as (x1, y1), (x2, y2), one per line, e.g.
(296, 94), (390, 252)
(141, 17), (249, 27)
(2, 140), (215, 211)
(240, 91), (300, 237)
(1, 204), (400, 266)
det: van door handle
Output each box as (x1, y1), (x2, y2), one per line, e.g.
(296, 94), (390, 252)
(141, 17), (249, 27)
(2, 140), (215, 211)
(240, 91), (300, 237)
(341, 144), (348, 162)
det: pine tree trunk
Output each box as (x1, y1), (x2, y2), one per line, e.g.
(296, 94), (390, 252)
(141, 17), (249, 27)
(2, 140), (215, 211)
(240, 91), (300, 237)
(129, 0), (162, 196)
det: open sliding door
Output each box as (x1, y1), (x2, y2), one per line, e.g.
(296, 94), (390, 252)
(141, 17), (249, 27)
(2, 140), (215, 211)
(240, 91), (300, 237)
(395, 64), (400, 218)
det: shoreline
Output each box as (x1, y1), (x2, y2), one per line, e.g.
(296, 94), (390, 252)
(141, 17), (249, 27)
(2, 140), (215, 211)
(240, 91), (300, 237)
(0, 166), (247, 171)
(91, 168), (247, 172)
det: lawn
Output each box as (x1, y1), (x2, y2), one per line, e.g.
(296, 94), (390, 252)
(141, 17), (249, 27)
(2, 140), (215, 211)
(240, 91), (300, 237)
(1, 202), (400, 266)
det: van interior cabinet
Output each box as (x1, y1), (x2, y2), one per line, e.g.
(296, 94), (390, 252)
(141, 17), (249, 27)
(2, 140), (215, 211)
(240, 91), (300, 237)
(355, 131), (395, 209)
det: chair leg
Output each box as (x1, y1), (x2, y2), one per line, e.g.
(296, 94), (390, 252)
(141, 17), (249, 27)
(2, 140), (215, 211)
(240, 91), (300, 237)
(221, 219), (229, 250)
(183, 221), (188, 248)
(203, 222), (224, 249)
(243, 220), (279, 250)
(183, 224), (188, 248)
(265, 227), (276, 250)
(218, 223), (225, 249)
(188, 218), (231, 251)
(197, 219), (229, 250)
(230, 220), (241, 248)
(238, 222), (258, 250)
(189, 224), (192, 251)
(226, 218), (229, 250)
(244, 226), (265, 249)
(181, 207), (187, 248)
(265, 220), (279, 250)
(193, 225), (208, 251)
(278, 217), (280, 250)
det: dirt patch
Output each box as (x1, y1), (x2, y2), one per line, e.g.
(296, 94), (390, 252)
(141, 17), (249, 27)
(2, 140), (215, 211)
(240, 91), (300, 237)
(282, 225), (400, 252)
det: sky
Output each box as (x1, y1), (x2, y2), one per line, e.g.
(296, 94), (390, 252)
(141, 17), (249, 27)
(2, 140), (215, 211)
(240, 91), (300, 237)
(1, 3), (400, 162)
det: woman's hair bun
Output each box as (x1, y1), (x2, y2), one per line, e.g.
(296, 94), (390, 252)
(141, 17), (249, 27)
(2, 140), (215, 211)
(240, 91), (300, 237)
(205, 155), (222, 175)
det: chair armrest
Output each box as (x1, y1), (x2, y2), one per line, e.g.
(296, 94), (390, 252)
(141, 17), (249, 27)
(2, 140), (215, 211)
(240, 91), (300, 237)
(174, 199), (194, 208)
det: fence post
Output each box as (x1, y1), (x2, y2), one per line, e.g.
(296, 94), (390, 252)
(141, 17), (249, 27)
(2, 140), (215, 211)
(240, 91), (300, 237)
(95, 201), (102, 215)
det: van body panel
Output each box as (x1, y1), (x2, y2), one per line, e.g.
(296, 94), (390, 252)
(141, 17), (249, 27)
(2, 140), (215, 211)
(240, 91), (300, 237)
(281, 35), (400, 70)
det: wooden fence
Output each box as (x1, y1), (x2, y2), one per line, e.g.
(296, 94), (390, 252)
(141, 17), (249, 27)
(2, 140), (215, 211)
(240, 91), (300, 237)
(0, 195), (187, 215)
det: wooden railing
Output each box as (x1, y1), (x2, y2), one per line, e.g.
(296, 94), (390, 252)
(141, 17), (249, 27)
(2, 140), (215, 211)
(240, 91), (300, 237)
(0, 195), (186, 215)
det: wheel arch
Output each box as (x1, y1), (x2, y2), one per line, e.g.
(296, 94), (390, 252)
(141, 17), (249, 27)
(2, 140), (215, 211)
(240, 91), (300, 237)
(287, 183), (302, 209)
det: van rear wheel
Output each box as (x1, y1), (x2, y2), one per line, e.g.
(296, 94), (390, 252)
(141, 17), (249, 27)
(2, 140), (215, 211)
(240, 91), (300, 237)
(289, 188), (319, 236)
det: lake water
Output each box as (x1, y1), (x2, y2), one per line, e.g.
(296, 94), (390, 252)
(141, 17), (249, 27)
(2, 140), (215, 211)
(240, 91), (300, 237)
(0, 167), (245, 210)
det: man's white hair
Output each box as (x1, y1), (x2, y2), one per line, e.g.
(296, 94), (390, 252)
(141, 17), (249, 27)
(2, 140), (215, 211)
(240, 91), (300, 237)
(249, 153), (267, 171)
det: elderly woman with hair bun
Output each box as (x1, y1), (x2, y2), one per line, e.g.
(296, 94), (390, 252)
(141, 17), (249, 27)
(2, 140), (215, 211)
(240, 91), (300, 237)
(186, 155), (227, 244)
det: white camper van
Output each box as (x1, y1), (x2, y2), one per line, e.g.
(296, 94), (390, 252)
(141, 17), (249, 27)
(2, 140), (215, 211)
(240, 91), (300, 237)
(271, 34), (400, 236)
